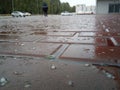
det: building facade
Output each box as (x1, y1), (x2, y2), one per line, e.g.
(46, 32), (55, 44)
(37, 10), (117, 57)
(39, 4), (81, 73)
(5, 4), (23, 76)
(76, 4), (96, 14)
(76, 4), (86, 14)
(96, 0), (120, 14)
(86, 6), (96, 14)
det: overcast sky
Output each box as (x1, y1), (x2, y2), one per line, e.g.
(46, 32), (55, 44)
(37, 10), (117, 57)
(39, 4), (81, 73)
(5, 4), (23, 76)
(60, 0), (96, 6)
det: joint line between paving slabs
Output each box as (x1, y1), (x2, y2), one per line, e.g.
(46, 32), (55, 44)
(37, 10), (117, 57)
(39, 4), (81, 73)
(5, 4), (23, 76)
(52, 44), (69, 59)
(105, 28), (119, 46)
(52, 33), (80, 59)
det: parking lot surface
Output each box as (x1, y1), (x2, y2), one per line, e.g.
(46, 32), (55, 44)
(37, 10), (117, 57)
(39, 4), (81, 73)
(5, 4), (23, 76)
(0, 15), (120, 90)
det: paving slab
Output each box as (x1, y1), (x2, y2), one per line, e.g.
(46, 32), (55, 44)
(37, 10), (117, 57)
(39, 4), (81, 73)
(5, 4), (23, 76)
(79, 32), (97, 36)
(79, 31), (120, 37)
(0, 15), (120, 90)
(37, 36), (106, 45)
(0, 42), (61, 56)
(18, 35), (45, 42)
(0, 56), (118, 90)
(60, 44), (120, 63)
(95, 46), (120, 60)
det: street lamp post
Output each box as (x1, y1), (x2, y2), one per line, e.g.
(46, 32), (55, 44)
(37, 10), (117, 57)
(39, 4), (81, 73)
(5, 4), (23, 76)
(37, 0), (39, 14)
(12, 0), (14, 11)
(50, 0), (54, 14)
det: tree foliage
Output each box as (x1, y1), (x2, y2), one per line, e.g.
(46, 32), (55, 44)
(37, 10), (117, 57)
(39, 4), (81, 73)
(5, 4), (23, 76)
(0, 0), (75, 14)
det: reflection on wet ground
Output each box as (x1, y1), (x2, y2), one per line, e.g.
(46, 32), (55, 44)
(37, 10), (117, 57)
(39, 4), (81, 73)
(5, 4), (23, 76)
(0, 55), (118, 90)
(93, 64), (120, 89)
(0, 15), (120, 89)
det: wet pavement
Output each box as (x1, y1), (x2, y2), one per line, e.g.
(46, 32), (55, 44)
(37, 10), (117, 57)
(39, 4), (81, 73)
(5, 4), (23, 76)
(0, 14), (120, 90)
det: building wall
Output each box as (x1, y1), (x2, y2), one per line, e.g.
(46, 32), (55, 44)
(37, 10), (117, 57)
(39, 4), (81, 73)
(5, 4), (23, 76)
(76, 4), (86, 14)
(96, 0), (120, 14)
(96, 0), (110, 14)
(76, 4), (96, 14)
(86, 6), (96, 14)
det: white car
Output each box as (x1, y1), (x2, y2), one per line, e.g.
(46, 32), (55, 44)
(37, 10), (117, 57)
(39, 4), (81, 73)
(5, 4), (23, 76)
(61, 11), (72, 16)
(11, 11), (25, 17)
(23, 12), (31, 16)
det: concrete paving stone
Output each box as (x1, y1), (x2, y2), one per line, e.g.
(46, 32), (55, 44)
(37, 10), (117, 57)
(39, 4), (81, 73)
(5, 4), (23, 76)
(78, 31), (119, 37)
(0, 57), (118, 90)
(0, 15), (120, 90)
(60, 44), (96, 60)
(18, 35), (45, 42)
(37, 36), (68, 43)
(36, 36), (107, 45)
(68, 37), (105, 45)
(0, 42), (61, 56)
(37, 36), (95, 44)
(60, 44), (120, 62)
(78, 31), (106, 37)
(79, 32), (96, 36)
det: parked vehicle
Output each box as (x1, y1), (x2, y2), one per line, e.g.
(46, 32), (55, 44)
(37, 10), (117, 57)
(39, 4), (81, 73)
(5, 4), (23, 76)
(61, 11), (72, 16)
(23, 12), (31, 16)
(11, 11), (25, 17)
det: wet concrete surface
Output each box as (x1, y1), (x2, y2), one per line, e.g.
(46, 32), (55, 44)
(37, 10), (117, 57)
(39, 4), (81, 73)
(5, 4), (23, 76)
(0, 56), (119, 90)
(0, 15), (120, 90)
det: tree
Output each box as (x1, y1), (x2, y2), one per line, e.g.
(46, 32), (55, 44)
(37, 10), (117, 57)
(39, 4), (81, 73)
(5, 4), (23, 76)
(0, 0), (75, 14)
(0, 0), (12, 14)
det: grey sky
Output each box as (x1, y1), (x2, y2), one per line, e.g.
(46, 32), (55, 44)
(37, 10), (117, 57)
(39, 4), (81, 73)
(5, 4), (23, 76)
(60, 0), (96, 6)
